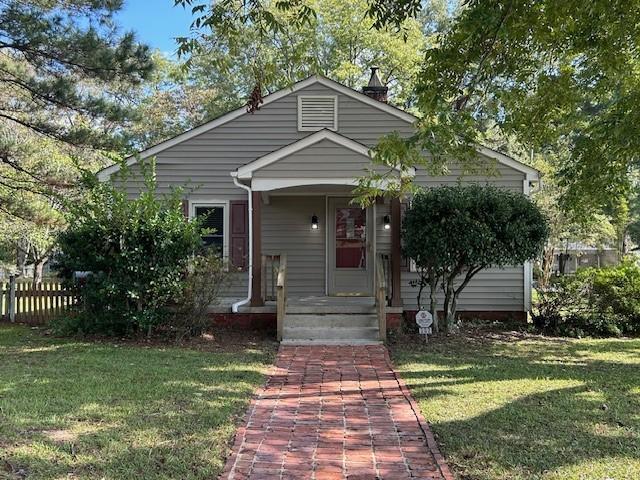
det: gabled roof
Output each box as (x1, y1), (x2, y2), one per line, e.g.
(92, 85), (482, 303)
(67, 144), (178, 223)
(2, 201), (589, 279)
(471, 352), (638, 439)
(96, 75), (416, 181)
(235, 129), (379, 180)
(96, 73), (540, 182)
(475, 146), (539, 180)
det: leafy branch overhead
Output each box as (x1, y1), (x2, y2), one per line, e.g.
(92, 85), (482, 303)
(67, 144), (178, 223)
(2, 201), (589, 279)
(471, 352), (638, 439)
(174, 0), (640, 217)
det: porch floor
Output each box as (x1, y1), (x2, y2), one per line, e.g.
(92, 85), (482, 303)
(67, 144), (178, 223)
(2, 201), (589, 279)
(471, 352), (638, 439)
(212, 296), (402, 315)
(288, 296), (375, 308)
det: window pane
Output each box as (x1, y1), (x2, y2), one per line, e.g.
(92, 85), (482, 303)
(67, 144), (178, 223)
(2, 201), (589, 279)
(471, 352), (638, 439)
(202, 235), (223, 253)
(195, 206), (224, 255)
(335, 207), (366, 269)
(196, 206), (224, 235)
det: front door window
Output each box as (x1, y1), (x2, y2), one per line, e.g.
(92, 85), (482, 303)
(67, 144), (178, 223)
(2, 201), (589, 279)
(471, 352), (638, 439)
(335, 207), (366, 269)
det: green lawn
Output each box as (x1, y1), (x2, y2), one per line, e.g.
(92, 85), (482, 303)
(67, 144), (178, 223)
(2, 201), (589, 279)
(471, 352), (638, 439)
(391, 327), (640, 480)
(0, 325), (276, 479)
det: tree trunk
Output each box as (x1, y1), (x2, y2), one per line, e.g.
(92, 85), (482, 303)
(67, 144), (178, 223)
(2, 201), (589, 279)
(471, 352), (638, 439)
(429, 273), (439, 334)
(442, 279), (454, 333)
(447, 292), (459, 330)
(33, 257), (47, 285)
(540, 245), (555, 289)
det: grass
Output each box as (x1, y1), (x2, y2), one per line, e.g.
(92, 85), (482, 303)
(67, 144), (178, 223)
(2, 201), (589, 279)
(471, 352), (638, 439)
(391, 326), (640, 480)
(0, 325), (277, 479)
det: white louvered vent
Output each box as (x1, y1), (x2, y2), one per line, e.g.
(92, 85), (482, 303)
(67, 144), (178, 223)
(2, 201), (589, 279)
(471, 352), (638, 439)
(298, 96), (338, 131)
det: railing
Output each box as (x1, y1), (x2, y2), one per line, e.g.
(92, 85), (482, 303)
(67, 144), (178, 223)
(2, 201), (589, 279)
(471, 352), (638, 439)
(276, 254), (287, 341)
(380, 253), (392, 304)
(1, 277), (75, 325)
(262, 254), (281, 301)
(375, 253), (387, 341)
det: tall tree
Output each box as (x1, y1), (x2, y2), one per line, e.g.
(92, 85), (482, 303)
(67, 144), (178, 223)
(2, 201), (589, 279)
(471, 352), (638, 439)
(0, 0), (153, 278)
(166, 0), (443, 123)
(174, 0), (640, 216)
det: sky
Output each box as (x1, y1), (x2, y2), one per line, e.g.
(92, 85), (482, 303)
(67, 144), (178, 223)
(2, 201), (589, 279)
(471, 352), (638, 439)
(115, 0), (194, 55)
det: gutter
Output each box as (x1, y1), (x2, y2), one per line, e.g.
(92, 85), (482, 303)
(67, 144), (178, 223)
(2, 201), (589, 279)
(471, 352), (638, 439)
(231, 172), (252, 313)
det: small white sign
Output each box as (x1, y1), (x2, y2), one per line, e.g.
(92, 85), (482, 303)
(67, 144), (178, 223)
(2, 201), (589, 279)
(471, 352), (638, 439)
(416, 310), (433, 341)
(415, 310), (433, 328)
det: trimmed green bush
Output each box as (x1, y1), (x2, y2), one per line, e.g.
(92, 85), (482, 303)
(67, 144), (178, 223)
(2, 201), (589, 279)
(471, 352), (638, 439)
(403, 184), (548, 332)
(533, 260), (640, 337)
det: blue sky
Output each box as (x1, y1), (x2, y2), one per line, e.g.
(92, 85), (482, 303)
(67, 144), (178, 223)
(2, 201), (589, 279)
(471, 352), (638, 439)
(115, 0), (194, 55)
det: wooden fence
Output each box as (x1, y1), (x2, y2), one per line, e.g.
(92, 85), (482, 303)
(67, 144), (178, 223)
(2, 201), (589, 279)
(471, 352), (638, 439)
(0, 277), (75, 325)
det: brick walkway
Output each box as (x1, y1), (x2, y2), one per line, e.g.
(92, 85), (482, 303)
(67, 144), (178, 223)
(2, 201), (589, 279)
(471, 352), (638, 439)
(220, 345), (453, 480)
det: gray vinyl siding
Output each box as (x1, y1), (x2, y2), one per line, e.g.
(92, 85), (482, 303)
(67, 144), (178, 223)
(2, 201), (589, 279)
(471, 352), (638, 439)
(253, 139), (386, 179)
(262, 196), (326, 297)
(375, 201), (392, 256)
(111, 78), (528, 312)
(117, 83), (413, 199)
(400, 162), (527, 312)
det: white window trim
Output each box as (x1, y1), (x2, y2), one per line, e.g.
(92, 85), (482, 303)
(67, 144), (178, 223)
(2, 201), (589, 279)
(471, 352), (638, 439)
(189, 200), (230, 260)
(297, 95), (338, 132)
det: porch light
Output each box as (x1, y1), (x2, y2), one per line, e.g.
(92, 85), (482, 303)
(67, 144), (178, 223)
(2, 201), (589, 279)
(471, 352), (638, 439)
(383, 215), (391, 230)
(311, 214), (319, 230)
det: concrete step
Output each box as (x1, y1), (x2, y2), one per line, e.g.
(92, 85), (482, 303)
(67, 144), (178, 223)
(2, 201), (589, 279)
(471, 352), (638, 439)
(286, 304), (376, 314)
(283, 326), (380, 341)
(286, 313), (378, 328)
(280, 339), (382, 346)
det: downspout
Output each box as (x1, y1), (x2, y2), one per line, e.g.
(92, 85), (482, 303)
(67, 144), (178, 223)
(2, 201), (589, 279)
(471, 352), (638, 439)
(231, 172), (252, 313)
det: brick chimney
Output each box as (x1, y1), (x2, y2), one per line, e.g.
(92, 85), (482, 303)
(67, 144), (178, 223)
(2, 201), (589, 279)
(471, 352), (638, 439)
(362, 67), (388, 103)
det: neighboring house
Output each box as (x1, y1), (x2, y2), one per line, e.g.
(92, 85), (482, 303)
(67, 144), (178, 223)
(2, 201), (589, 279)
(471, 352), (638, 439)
(98, 68), (540, 343)
(552, 242), (619, 275)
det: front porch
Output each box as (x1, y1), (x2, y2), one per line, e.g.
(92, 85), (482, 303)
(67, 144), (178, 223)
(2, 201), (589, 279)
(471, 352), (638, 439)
(249, 189), (403, 343)
(228, 129), (406, 342)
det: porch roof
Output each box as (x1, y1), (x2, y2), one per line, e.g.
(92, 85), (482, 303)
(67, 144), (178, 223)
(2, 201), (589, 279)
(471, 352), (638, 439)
(232, 130), (408, 192)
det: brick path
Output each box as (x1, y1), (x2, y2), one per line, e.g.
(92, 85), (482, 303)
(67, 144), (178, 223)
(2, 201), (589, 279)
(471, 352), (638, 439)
(220, 345), (453, 479)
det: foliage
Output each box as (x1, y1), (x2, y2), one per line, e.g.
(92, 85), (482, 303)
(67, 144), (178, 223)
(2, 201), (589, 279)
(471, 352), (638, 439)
(0, 0), (153, 277)
(0, 325), (275, 479)
(533, 260), (640, 338)
(403, 184), (548, 331)
(0, 0), (152, 150)
(168, 251), (232, 341)
(391, 329), (640, 479)
(188, 0), (640, 219)
(158, 0), (445, 137)
(53, 161), (203, 336)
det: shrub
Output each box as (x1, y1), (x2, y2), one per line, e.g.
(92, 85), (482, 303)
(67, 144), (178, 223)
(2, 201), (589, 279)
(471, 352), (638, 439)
(167, 251), (231, 341)
(53, 162), (204, 336)
(532, 260), (640, 337)
(403, 184), (548, 332)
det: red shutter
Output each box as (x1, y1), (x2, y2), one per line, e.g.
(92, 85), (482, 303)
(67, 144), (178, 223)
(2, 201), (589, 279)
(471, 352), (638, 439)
(181, 199), (189, 219)
(230, 200), (249, 271)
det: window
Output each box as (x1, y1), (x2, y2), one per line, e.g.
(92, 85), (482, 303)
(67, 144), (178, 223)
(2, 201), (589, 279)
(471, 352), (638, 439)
(298, 95), (338, 131)
(191, 202), (228, 257)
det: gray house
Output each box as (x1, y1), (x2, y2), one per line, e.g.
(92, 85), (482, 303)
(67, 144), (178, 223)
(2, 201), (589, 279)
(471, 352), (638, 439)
(98, 69), (539, 343)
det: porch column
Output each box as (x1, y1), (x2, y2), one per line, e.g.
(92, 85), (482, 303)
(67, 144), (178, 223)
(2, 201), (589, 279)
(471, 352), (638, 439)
(390, 197), (402, 307)
(250, 190), (264, 307)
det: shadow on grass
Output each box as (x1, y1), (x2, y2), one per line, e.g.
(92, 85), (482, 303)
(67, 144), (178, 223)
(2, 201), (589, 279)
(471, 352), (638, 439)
(391, 333), (640, 479)
(0, 325), (276, 479)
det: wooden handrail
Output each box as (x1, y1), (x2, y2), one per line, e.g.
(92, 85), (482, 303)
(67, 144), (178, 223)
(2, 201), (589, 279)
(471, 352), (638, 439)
(375, 253), (387, 341)
(276, 254), (287, 341)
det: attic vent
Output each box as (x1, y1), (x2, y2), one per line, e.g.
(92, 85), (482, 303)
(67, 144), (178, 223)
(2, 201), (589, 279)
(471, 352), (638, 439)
(298, 96), (338, 131)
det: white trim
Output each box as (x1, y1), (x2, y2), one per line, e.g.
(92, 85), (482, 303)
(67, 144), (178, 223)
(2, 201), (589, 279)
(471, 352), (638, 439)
(523, 178), (533, 312)
(476, 146), (540, 180)
(250, 177), (407, 192)
(189, 199), (230, 260)
(231, 177), (252, 313)
(97, 75), (416, 181)
(236, 129), (373, 180)
(297, 95), (338, 131)
(524, 261), (532, 312)
(325, 194), (329, 295)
